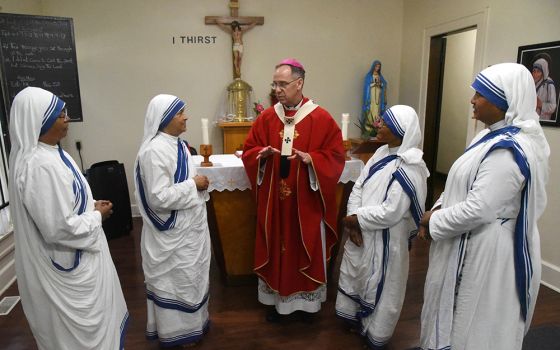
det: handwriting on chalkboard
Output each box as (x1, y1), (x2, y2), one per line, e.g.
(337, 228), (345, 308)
(0, 14), (83, 121)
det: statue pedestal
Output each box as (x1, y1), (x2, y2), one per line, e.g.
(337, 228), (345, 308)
(218, 121), (253, 154)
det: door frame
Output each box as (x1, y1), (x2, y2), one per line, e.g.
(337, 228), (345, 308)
(418, 9), (489, 206)
(419, 9), (490, 150)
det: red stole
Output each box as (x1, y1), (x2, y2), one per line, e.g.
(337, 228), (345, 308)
(242, 99), (345, 296)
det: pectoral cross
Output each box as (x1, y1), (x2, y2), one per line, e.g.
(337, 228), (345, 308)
(205, 0), (264, 79)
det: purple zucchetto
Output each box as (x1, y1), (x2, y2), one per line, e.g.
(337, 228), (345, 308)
(277, 58), (305, 72)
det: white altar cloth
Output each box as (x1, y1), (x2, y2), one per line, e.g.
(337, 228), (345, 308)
(192, 154), (363, 192)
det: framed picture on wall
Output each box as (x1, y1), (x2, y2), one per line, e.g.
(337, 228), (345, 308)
(517, 40), (560, 127)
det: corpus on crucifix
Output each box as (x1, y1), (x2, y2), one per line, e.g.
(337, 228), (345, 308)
(215, 19), (256, 79)
(206, 0), (264, 121)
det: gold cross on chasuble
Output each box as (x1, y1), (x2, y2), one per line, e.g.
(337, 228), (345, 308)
(279, 129), (300, 141)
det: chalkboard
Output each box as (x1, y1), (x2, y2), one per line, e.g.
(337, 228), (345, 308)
(0, 13), (82, 122)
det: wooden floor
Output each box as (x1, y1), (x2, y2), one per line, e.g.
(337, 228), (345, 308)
(1, 217), (559, 350)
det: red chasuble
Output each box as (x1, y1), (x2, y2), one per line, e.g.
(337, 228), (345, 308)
(242, 98), (345, 296)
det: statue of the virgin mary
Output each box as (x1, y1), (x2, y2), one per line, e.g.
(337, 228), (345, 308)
(361, 60), (387, 138)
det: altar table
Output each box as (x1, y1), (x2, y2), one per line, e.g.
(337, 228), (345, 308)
(193, 154), (363, 284)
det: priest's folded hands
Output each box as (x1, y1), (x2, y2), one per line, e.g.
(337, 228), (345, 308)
(256, 145), (280, 159)
(287, 148), (312, 164)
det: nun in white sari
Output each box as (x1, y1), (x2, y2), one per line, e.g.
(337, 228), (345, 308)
(336, 105), (428, 349)
(8, 87), (129, 349)
(134, 94), (211, 348)
(419, 63), (550, 350)
(532, 58), (557, 120)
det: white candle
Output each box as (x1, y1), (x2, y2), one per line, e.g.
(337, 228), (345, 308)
(201, 118), (210, 145)
(341, 113), (349, 140)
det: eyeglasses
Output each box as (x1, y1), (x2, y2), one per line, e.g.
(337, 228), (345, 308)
(270, 78), (300, 90)
(176, 109), (188, 119)
(58, 108), (70, 121)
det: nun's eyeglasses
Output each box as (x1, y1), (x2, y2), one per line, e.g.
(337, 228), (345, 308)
(58, 108), (70, 121)
(176, 109), (188, 119)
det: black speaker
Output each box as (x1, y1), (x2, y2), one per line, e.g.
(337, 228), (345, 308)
(86, 160), (133, 239)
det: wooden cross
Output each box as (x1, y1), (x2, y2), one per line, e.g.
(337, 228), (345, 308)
(205, 0), (264, 28)
(205, 0), (264, 79)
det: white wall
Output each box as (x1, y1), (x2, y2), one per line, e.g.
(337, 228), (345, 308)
(4, 0), (404, 206)
(0, 0), (42, 14)
(436, 29), (476, 174)
(401, 0), (560, 291)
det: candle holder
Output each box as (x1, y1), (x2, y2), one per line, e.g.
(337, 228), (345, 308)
(342, 140), (352, 160)
(200, 144), (213, 167)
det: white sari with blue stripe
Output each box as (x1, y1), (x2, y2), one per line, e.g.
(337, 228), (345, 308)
(336, 144), (427, 349)
(17, 143), (130, 349)
(420, 63), (549, 350)
(135, 131), (211, 347)
(420, 122), (538, 350)
(9, 87), (128, 350)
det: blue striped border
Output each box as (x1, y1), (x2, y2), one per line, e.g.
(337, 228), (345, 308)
(337, 287), (376, 313)
(146, 289), (209, 313)
(393, 168), (423, 228)
(135, 137), (189, 231)
(483, 137), (532, 320)
(159, 98), (185, 130)
(146, 319), (210, 347)
(363, 154), (398, 186)
(40, 95), (65, 135)
(119, 311), (130, 350)
(382, 109), (405, 138)
(471, 72), (508, 111)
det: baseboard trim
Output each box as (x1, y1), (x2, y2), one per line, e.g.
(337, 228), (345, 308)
(0, 231), (15, 297)
(541, 260), (560, 293)
(0, 275), (16, 297)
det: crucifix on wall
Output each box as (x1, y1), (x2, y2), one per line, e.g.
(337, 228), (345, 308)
(205, 0), (264, 79)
